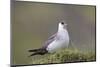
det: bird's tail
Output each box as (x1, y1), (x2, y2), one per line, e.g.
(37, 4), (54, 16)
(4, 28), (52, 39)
(28, 48), (48, 57)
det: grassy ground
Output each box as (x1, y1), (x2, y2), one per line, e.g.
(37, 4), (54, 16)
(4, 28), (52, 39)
(31, 49), (95, 64)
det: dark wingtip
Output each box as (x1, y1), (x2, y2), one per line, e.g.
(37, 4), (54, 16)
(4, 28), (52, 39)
(28, 49), (48, 57)
(28, 48), (41, 52)
(28, 49), (37, 52)
(28, 50), (33, 52)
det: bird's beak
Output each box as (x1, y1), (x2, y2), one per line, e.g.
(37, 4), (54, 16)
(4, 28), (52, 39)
(64, 24), (67, 26)
(64, 24), (67, 29)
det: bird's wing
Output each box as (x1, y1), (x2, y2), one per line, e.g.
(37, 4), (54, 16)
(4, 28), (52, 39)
(42, 33), (57, 49)
(48, 33), (57, 40)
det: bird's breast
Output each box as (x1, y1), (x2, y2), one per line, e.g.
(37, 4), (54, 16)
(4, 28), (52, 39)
(57, 30), (69, 41)
(46, 30), (69, 53)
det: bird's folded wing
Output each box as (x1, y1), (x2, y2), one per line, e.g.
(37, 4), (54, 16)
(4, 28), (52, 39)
(42, 33), (57, 49)
(48, 33), (57, 40)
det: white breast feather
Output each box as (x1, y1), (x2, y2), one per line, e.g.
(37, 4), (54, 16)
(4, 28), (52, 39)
(47, 29), (69, 53)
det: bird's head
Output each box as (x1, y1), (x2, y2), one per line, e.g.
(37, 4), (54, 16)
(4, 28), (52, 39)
(58, 21), (67, 30)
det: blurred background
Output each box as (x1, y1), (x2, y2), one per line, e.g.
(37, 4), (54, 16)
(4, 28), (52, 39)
(12, 1), (96, 65)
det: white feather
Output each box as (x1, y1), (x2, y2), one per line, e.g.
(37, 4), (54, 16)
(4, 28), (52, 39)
(46, 22), (69, 53)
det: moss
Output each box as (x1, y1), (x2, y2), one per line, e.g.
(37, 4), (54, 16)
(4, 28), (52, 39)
(31, 49), (95, 64)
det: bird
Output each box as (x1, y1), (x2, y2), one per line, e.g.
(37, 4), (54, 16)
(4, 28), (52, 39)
(28, 21), (69, 57)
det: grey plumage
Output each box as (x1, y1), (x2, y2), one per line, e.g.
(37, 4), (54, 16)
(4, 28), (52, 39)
(28, 21), (69, 57)
(28, 33), (56, 57)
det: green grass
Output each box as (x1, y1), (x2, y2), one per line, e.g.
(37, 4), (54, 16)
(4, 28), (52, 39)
(32, 49), (95, 64)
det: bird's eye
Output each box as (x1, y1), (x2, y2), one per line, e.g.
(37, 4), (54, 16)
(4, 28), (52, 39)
(61, 22), (64, 25)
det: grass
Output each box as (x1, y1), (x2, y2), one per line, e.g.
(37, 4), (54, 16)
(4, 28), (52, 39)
(31, 49), (95, 64)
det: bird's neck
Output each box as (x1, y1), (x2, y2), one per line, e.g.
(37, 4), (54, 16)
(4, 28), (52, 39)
(58, 27), (67, 33)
